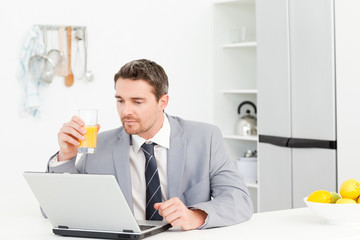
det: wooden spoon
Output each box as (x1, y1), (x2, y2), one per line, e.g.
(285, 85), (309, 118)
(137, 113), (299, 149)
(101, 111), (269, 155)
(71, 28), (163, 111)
(65, 26), (74, 87)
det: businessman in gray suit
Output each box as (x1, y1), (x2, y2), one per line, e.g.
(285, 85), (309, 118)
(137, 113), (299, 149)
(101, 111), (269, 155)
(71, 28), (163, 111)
(48, 59), (253, 230)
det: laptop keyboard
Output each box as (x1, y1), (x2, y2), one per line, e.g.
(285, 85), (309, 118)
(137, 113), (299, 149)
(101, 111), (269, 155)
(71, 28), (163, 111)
(139, 225), (156, 231)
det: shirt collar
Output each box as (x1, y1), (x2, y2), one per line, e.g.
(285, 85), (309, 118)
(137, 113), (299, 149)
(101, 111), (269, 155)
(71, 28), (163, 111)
(131, 113), (170, 153)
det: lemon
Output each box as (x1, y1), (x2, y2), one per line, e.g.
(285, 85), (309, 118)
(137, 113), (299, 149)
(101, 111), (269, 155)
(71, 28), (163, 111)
(336, 198), (357, 204)
(307, 190), (332, 203)
(330, 192), (341, 203)
(339, 179), (360, 199)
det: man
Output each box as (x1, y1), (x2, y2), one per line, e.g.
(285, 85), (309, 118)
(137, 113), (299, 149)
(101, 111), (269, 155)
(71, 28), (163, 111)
(48, 59), (253, 230)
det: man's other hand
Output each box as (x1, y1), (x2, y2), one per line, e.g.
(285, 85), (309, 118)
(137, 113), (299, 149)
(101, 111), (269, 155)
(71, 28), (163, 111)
(154, 197), (207, 230)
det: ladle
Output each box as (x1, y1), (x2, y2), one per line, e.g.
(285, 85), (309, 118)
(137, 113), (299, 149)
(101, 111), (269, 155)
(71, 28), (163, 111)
(84, 29), (94, 82)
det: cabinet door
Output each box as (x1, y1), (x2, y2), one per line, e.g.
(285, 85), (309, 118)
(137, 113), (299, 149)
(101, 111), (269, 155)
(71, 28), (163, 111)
(289, 0), (336, 141)
(292, 148), (337, 208)
(257, 0), (292, 212)
(335, 0), (360, 187)
(256, 0), (291, 138)
(258, 143), (292, 212)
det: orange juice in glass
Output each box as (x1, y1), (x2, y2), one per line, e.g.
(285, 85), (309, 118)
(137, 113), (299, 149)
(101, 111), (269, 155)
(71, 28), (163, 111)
(78, 109), (98, 154)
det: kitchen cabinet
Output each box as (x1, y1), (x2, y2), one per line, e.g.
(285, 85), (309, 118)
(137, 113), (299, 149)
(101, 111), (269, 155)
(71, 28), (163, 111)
(335, 0), (360, 187)
(256, 0), (360, 212)
(257, 0), (337, 212)
(213, 0), (258, 212)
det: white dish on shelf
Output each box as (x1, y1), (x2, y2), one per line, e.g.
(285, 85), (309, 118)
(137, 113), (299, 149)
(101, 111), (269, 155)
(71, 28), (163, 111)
(304, 197), (360, 225)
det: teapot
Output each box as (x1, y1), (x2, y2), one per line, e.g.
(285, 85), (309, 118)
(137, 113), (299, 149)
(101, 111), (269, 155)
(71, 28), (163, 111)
(235, 101), (257, 136)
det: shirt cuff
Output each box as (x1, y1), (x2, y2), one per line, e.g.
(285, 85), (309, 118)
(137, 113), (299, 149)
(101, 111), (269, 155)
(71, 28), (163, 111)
(197, 215), (209, 229)
(48, 153), (67, 167)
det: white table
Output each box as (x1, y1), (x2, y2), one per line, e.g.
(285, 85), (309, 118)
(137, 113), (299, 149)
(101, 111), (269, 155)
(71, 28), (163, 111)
(2, 208), (360, 240)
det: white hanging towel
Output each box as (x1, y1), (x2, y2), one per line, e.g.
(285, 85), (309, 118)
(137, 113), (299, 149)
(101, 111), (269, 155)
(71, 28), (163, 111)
(18, 26), (45, 117)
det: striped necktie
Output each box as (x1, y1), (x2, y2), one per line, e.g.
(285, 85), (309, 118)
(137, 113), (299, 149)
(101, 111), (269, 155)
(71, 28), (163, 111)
(141, 143), (163, 220)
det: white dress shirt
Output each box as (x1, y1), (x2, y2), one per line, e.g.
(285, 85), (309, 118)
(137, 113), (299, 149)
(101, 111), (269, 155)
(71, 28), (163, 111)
(129, 114), (170, 220)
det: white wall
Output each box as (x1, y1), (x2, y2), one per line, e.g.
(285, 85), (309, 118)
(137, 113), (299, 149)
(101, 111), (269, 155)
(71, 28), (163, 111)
(0, 0), (214, 216)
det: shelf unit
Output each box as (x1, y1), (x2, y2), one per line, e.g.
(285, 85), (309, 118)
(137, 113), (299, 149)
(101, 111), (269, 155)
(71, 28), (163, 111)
(222, 41), (257, 48)
(213, 0), (258, 212)
(246, 183), (259, 189)
(222, 89), (258, 94)
(223, 135), (258, 141)
(214, 0), (255, 5)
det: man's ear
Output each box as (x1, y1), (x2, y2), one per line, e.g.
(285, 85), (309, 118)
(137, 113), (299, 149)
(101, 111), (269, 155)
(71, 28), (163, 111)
(159, 94), (169, 111)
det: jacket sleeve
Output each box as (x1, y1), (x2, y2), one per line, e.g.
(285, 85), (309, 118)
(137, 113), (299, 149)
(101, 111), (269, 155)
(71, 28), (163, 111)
(46, 151), (87, 174)
(189, 127), (254, 229)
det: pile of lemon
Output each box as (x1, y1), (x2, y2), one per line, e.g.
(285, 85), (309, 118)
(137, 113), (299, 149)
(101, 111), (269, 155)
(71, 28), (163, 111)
(307, 179), (360, 204)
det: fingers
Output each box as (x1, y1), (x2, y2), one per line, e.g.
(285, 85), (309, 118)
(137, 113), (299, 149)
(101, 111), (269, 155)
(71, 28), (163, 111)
(154, 203), (161, 210)
(58, 116), (86, 149)
(58, 130), (80, 146)
(71, 115), (85, 127)
(155, 197), (206, 230)
(162, 209), (181, 224)
(156, 197), (179, 216)
(157, 199), (177, 217)
(156, 198), (185, 224)
(57, 115), (99, 162)
(61, 116), (85, 138)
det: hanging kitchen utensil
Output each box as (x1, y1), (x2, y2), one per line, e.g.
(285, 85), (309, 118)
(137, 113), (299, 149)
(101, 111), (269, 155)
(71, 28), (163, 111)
(65, 26), (74, 87)
(235, 101), (257, 136)
(28, 54), (56, 84)
(47, 30), (63, 72)
(84, 28), (94, 82)
(48, 49), (62, 69)
(28, 28), (56, 84)
(73, 29), (85, 80)
(57, 26), (68, 77)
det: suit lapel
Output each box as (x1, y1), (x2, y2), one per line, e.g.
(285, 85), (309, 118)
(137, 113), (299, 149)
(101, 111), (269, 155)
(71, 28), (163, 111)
(112, 129), (134, 211)
(167, 116), (187, 201)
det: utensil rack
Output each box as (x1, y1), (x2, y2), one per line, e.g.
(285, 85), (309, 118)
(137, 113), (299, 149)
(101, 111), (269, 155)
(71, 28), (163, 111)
(36, 24), (86, 31)
(30, 24), (92, 85)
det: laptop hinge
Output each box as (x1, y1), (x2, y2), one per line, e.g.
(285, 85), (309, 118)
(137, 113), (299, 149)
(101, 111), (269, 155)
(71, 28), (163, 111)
(58, 225), (69, 229)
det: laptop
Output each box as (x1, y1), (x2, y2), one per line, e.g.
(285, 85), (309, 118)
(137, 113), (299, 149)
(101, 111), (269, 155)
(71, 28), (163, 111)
(23, 172), (171, 239)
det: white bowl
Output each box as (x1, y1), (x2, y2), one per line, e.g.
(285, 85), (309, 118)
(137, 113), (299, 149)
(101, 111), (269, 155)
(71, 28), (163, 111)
(304, 197), (360, 225)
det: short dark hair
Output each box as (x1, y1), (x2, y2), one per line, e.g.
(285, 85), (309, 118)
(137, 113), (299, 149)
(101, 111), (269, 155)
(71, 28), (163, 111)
(114, 59), (169, 101)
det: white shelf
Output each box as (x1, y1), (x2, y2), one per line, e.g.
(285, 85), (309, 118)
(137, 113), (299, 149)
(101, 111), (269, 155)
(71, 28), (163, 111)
(214, 0), (255, 5)
(246, 183), (259, 188)
(222, 42), (257, 48)
(214, 0), (258, 212)
(224, 135), (258, 141)
(222, 89), (258, 94)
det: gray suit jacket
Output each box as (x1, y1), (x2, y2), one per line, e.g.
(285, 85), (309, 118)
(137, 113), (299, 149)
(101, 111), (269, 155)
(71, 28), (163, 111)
(48, 115), (253, 228)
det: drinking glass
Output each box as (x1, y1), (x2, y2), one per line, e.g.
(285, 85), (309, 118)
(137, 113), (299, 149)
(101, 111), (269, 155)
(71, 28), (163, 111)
(78, 109), (98, 154)
(229, 26), (247, 43)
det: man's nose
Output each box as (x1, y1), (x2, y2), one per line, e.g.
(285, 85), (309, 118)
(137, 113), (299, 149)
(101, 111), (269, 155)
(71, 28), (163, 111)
(122, 102), (133, 115)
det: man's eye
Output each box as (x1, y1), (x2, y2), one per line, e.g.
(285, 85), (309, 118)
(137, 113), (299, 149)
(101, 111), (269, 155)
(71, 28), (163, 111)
(135, 101), (142, 104)
(117, 100), (124, 103)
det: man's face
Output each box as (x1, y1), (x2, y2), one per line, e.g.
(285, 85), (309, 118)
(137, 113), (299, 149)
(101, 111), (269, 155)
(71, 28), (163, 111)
(115, 78), (168, 139)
